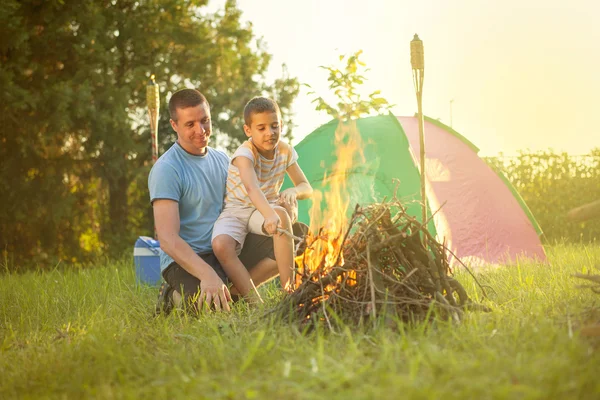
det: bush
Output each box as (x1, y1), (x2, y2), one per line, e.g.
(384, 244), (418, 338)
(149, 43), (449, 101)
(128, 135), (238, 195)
(485, 149), (600, 243)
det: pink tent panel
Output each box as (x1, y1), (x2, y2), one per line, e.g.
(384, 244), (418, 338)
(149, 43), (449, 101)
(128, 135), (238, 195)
(398, 116), (547, 266)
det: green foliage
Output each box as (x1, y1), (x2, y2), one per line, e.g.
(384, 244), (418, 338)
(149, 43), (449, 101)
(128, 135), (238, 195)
(0, 0), (299, 268)
(1, 245), (599, 398)
(485, 149), (600, 243)
(307, 50), (392, 121)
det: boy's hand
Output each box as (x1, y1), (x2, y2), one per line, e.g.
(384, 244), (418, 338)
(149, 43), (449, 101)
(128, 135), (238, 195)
(276, 194), (298, 224)
(263, 212), (281, 235)
(279, 188), (298, 205)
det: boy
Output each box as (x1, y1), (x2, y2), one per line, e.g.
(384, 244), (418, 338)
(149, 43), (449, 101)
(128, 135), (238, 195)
(212, 97), (313, 304)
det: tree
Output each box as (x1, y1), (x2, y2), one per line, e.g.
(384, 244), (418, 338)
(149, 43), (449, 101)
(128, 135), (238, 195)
(306, 50), (392, 121)
(0, 0), (299, 267)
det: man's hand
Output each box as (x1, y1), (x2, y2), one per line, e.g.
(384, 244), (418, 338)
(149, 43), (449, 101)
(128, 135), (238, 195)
(262, 211), (281, 235)
(199, 271), (232, 312)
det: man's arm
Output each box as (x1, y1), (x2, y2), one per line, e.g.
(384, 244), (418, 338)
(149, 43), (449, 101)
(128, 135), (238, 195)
(153, 199), (231, 311)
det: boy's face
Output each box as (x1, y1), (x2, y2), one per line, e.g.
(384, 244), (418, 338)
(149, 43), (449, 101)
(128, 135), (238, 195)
(243, 111), (282, 157)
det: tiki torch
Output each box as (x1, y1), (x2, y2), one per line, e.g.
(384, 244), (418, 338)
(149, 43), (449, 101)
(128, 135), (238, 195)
(411, 34), (427, 240)
(146, 74), (160, 164)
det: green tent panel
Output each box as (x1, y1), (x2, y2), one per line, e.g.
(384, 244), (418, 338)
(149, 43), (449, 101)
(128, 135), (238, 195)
(282, 113), (437, 235)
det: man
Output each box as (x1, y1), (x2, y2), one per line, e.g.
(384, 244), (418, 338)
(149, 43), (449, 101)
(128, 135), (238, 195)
(149, 88), (304, 313)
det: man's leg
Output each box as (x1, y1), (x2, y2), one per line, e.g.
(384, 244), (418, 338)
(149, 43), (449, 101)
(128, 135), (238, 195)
(238, 232), (277, 287)
(156, 222), (308, 313)
(239, 221), (309, 288)
(159, 253), (229, 313)
(247, 257), (279, 286)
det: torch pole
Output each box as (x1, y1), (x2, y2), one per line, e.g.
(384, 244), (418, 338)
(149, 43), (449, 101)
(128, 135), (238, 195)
(146, 75), (160, 238)
(146, 75), (160, 164)
(411, 34), (427, 247)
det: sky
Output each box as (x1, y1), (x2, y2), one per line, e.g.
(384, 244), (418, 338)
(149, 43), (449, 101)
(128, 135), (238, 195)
(210, 0), (600, 156)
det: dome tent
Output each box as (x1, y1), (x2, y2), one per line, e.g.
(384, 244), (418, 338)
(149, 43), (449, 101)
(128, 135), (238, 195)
(282, 113), (546, 266)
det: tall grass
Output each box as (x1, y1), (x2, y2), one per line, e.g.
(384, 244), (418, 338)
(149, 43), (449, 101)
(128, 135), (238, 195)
(1, 244), (599, 399)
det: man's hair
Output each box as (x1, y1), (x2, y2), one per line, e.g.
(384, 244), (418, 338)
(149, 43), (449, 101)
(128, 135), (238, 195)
(243, 97), (281, 126)
(168, 89), (208, 121)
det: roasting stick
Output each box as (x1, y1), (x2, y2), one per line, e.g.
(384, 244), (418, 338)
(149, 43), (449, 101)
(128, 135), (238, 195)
(277, 227), (304, 242)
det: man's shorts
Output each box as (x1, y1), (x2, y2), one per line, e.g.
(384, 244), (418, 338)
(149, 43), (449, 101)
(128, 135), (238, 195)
(162, 222), (308, 299)
(211, 207), (270, 252)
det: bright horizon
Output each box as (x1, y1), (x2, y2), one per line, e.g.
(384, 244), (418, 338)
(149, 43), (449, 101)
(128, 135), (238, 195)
(209, 0), (600, 156)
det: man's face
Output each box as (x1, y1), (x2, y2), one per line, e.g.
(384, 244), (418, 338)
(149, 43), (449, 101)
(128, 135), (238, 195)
(170, 103), (212, 155)
(243, 111), (282, 158)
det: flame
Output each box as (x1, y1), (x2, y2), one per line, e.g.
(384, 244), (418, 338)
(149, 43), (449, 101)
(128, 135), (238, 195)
(295, 120), (364, 287)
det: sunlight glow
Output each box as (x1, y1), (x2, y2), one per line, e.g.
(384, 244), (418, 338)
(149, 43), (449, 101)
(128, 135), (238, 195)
(214, 0), (600, 156)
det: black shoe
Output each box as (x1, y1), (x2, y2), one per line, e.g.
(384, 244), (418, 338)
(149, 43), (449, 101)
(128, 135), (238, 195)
(155, 281), (174, 316)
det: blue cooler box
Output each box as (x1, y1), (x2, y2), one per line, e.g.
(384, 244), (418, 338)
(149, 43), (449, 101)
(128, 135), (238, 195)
(134, 236), (162, 285)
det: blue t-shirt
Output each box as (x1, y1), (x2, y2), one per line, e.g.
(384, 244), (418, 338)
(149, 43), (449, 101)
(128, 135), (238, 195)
(148, 142), (230, 271)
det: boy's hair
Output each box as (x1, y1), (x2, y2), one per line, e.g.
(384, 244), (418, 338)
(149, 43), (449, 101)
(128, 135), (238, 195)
(169, 89), (208, 121)
(243, 97), (281, 126)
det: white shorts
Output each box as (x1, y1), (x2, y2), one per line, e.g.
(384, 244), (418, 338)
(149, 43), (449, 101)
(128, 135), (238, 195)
(211, 207), (270, 253)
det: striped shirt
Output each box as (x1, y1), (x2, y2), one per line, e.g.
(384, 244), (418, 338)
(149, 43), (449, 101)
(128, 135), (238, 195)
(224, 139), (298, 209)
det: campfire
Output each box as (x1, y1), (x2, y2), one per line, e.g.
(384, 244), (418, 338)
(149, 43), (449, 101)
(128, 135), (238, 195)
(270, 121), (487, 329)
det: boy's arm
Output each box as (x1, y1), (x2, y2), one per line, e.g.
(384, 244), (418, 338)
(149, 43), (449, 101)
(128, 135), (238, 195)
(280, 162), (313, 204)
(233, 156), (279, 226)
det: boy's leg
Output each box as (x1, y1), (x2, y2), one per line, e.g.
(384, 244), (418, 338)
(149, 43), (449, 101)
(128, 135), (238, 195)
(212, 234), (263, 304)
(247, 205), (295, 291)
(211, 210), (263, 303)
(239, 221), (309, 287)
(271, 206), (295, 292)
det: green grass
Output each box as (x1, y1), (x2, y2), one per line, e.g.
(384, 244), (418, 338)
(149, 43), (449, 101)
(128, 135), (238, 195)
(1, 244), (600, 399)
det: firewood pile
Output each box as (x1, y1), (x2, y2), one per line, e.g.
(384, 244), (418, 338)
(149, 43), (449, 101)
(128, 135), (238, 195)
(269, 196), (488, 329)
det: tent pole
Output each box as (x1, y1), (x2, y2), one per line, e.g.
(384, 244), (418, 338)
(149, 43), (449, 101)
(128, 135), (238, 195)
(411, 34), (427, 247)
(417, 90), (426, 233)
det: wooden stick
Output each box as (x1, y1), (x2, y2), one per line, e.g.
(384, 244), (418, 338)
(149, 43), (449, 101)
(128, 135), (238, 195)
(277, 227), (304, 242)
(567, 200), (600, 222)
